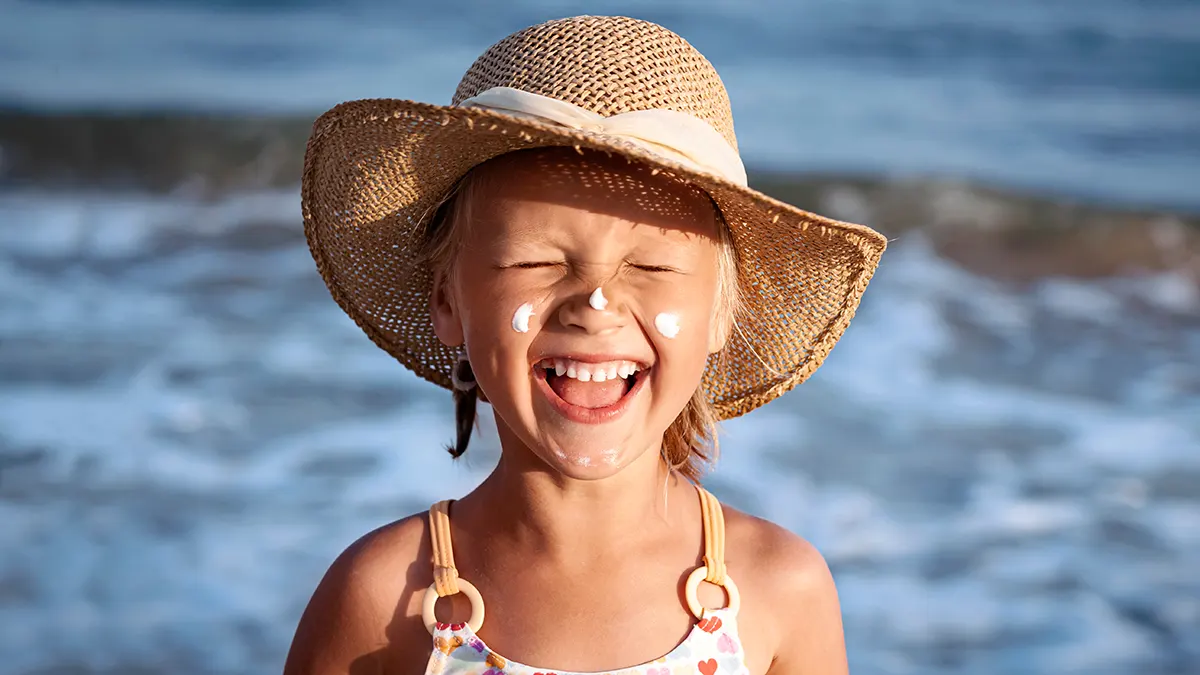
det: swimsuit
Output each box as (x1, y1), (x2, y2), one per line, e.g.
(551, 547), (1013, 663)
(422, 487), (750, 675)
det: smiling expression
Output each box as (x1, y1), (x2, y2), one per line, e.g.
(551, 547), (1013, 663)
(430, 149), (728, 479)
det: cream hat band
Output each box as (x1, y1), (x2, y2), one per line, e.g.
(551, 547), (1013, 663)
(458, 86), (748, 186)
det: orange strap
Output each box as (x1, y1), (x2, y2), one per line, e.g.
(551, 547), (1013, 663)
(429, 500), (461, 597)
(697, 486), (727, 585)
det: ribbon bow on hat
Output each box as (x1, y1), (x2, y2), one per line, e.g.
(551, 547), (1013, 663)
(457, 86), (748, 187)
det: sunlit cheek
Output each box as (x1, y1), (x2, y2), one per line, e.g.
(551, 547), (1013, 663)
(634, 274), (717, 343)
(654, 312), (681, 339)
(459, 264), (550, 338)
(511, 302), (535, 333)
(505, 280), (562, 334)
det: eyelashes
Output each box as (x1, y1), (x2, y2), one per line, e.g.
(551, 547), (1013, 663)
(628, 263), (680, 274)
(508, 261), (564, 269)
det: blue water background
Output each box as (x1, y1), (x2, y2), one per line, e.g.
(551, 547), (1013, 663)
(1, 0), (1199, 209)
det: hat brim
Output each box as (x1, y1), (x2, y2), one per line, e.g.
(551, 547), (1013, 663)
(302, 98), (886, 419)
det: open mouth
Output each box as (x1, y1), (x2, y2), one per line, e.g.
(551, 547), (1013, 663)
(533, 357), (650, 423)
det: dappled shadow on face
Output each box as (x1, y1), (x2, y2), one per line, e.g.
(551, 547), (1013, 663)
(467, 147), (722, 243)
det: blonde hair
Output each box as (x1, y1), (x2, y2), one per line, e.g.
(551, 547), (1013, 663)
(421, 150), (741, 481)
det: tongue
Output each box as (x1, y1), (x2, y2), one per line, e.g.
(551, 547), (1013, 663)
(548, 373), (627, 409)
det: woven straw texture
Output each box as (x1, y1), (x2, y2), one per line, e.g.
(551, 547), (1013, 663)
(301, 15), (887, 419)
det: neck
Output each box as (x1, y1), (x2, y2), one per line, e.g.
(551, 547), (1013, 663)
(458, 418), (695, 563)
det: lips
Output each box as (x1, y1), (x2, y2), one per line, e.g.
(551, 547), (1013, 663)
(533, 356), (650, 424)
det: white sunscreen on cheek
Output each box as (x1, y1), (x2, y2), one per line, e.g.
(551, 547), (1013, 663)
(511, 303), (535, 333)
(655, 312), (681, 339)
(589, 287), (608, 311)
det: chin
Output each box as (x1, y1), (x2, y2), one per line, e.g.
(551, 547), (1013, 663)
(541, 444), (633, 480)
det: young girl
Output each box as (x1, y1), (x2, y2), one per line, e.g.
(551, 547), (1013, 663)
(286, 15), (885, 675)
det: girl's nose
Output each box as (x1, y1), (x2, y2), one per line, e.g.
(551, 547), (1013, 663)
(556, 285), (626, 335)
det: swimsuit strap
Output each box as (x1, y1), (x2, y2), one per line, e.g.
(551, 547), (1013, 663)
(697, 486), (727, 585)
(423, 500), (486, 634)
(429, 500), (461, 597)
(686, 485), (741, 618)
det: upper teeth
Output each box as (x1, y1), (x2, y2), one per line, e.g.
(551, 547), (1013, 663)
(539, 358), (642, 382)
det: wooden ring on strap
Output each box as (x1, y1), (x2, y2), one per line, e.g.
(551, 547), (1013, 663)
(684, 565), (741, 619)
(421, 578), (485, 635)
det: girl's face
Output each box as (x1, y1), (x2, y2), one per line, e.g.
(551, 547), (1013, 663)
(431, 149), (727, 480)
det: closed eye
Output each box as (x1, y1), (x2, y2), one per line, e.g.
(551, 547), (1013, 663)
(507, 261), (566, 269)
(629, 263), (681, 273)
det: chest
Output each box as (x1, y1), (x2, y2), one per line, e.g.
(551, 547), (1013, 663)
(459, 555), (701, 671)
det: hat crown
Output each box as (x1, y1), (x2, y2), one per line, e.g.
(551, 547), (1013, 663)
(452, 16), (738, 151)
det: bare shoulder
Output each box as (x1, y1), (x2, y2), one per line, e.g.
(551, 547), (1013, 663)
(723, 506), (847, 675)
(283, 512), (434, 675)
(724, 507), (838, 601)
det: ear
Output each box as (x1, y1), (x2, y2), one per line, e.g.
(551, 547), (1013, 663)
(430, 269), (465, 347)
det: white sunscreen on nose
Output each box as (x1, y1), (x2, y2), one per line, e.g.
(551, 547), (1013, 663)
(589, 287), (608, 311)
(511, 303), (535, 333)
(654, 312), (681, 339)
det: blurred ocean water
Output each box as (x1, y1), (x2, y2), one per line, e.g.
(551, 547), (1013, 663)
(0, 1), (1198, 674)
(1, 0), (1198, 208)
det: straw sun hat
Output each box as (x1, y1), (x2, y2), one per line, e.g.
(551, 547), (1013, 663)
(301, 15), (886, 419)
